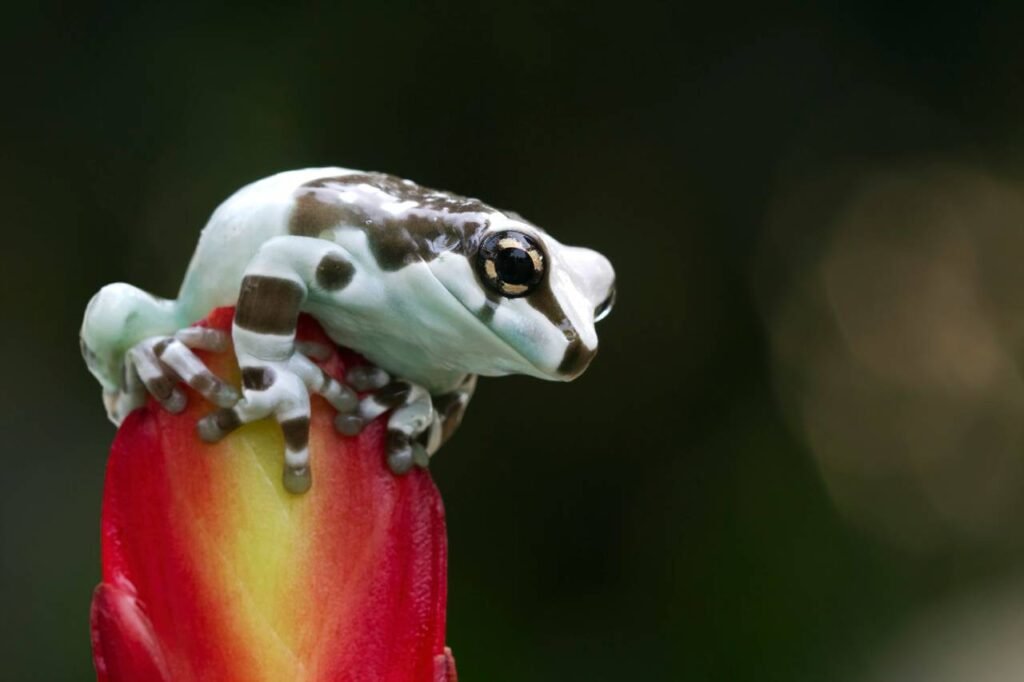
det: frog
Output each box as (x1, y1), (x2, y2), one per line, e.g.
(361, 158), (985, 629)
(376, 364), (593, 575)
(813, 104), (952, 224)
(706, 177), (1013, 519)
(80, 167), (616, 494)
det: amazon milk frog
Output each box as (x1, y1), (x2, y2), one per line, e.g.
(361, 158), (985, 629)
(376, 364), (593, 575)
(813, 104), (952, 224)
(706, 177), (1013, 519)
(81, 168), (616, 493)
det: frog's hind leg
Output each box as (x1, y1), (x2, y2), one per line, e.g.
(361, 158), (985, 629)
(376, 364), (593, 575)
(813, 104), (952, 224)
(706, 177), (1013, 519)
(82, 283), (188, 423)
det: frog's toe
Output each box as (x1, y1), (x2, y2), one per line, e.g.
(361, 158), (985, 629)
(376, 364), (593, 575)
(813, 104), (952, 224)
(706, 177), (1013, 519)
(296, 361), (389, 438)
(345, 364), (390, 392)
(384, 436), (429, 474)
(155, 338), (239, 408)
(174, 327), (230, 353)
(288, 350), (359, 415)
(283, 464), (312, 494)
(411, 441), (430, 468)
(334, 412), (365, 436)
(385, 433), (416, 475)
(128, 342), (187, 414)
(196, 407), (242, 443)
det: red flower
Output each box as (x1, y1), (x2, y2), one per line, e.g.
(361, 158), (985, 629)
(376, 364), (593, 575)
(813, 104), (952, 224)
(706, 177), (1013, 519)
(90, 308), (457, 682)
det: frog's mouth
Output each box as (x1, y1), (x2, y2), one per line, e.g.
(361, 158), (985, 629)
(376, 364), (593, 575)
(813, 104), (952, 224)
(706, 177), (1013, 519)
(431, 273), (558, 380)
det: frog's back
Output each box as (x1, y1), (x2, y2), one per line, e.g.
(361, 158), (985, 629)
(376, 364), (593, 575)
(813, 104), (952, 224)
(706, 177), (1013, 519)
(177, 167), (358, 321)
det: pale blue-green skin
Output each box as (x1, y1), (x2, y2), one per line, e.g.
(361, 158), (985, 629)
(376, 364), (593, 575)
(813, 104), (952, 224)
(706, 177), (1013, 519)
(81, 167), (615, 402)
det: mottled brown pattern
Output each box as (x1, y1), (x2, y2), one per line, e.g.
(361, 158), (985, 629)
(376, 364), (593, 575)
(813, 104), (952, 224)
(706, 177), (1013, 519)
(289, 171), (582, 346)
(289, 173), (492, 271)
(320, 173), (492, 214)
(234, 276), (305, 334)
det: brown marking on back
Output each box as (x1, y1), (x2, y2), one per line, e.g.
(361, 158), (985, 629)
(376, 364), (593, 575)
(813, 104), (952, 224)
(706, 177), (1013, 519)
(290, 173), (492, 271)
(317, 173), (493, 214)
(234, 276), (305, 335)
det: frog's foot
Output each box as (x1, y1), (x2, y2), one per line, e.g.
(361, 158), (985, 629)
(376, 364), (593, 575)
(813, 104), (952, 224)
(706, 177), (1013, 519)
(335, 368), (477, 475)
(196, 349), (359, 495)
(109, 329), (240, 423)
(362, 379), (437, 474)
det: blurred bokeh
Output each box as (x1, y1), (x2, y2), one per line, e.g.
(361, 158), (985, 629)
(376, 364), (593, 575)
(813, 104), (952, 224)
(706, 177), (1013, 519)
(6, 1), (1024, 680)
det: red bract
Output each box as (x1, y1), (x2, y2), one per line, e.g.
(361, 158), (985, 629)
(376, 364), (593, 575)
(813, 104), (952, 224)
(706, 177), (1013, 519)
(90, 308), (457, 682)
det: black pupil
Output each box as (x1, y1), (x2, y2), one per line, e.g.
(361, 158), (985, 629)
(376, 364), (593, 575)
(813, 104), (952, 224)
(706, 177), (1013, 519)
(494, 248), (535, 284)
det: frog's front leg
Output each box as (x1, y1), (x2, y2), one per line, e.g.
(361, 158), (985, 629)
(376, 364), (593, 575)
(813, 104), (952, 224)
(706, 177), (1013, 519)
(195, 236), (361, 494)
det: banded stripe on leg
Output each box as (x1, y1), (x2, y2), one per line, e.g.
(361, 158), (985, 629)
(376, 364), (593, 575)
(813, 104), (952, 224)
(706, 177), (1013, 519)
(197, 236), (362, 494)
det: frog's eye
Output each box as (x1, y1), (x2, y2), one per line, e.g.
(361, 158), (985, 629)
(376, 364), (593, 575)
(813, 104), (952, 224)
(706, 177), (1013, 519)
(476, 230), (546, 298)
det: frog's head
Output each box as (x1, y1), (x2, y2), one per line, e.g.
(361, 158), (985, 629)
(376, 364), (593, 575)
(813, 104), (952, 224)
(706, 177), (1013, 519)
(429, 217), (615, 382)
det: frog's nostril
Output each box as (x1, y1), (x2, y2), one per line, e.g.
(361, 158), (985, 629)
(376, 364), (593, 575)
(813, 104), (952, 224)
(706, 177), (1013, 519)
(594, 285), (616, 323)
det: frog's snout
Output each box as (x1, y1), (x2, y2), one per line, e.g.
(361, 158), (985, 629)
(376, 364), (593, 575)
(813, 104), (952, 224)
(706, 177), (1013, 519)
(540, 244), (614, 381)
(555, 281), (614, 379)
(556, 334), (598, 380)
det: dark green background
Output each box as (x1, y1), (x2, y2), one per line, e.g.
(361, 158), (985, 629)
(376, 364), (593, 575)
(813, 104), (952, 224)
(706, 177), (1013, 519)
(6, 2), (1024, 680)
